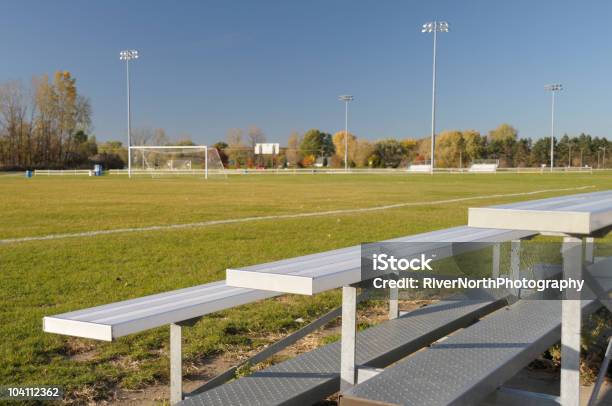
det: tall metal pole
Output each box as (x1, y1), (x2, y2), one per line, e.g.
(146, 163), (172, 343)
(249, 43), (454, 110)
(545, 84), (562, 172)
(338, 95), (354, 172)
(120, 50), (138, 178)
(568, 142), (572, 167)
(430, 23), (437, 175)
(126, 58), (132, 178)
(422, 20), (448, 173)
(345, 100), (349, 171)
(550, 90), (555, 172)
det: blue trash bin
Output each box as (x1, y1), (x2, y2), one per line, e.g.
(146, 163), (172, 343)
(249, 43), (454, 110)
(94, 164), (102, 176)
(25, 170), (33, 178)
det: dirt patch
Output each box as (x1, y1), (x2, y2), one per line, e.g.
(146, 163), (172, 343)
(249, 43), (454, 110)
(64, 337), (99, 362)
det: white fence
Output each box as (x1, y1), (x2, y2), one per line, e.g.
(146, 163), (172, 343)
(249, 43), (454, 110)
(469, 163), (499, 173)
(1, 166), (598, 178)
(407, 164), (432, 173)
(34, 169), (93, 176)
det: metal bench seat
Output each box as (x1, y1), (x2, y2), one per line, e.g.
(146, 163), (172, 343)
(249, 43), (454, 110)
(43, 281), (279, 341)
(44, 226), (532, 341)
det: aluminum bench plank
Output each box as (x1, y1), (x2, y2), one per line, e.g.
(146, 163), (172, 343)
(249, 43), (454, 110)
(341, 277), (612, 406)
(468, 190), (612, 234)
(179, 298), (506, 406)
(227, 226), (534, 295)
(43, 281), (278, 341)
(43, 227), (532, 341)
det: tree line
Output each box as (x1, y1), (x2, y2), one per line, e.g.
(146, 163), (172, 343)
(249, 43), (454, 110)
(0, 73), (609, 170)
(218, 124), (610, 169)
(0, 71), (97, 170)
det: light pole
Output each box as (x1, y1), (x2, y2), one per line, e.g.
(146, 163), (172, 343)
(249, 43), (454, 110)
(568, 140), (573, 167)
(544, 84), (563, 172)
(600, 146), (607, 169)
(120, 49), (139, 178)
(338, 95), (354, 171)
(422, 20), (449, 174)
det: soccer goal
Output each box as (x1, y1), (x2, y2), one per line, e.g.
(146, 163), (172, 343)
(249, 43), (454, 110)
(128, 145), (226, 179)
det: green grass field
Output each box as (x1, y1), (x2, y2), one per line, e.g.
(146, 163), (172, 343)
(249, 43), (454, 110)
(1, 173), (611, 402)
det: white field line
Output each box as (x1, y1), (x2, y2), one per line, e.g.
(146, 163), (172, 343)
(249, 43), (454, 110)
(0, 185), (595, 245)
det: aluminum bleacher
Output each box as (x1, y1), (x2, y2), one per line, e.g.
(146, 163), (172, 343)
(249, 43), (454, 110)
(340, 260), (612, 406)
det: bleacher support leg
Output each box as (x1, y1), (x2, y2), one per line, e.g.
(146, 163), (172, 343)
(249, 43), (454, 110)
(585, 237), (594, 263)
(341, 285), (357, 391)
(389, 272), (399, 320)
(492, 243), (501, 278)
(588, 337), (612, 406)
(511, 240), (521, 297)
(561, 236), (582, 406)
(170, 323), (183, 405)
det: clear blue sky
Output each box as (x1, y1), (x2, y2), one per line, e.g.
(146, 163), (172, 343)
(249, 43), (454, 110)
(1, 0), (610, 145)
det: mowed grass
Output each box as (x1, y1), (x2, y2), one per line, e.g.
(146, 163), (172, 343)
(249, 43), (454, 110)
(0, 173), (610, 402)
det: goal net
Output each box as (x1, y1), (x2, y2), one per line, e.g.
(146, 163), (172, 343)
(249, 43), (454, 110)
(129, 146), (226, 178)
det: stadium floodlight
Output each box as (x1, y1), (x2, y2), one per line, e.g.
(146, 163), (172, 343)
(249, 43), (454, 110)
(544, 83), (563, 172)
(422, 21), (449, 174)
(338, 95), (354, 171)
(120, 50), (139, 178)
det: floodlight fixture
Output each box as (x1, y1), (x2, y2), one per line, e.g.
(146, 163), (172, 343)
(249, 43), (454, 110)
(422, 21), (449, 33)
(120, 50), (139, 61)
(544, 84), (563, 92)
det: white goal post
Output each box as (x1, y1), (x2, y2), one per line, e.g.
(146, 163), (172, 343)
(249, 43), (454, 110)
(128, 145), (225, 179)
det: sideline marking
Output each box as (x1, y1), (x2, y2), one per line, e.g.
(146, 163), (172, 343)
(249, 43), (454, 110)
(0, 185), (595, 245)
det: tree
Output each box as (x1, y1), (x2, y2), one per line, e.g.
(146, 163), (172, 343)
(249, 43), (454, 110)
(132, 127), (169, 146)
(332, 131), (357, 167)
(354, 139), (374, 167)
(436, 130), (463, 167)
(300, 129), (335, 159)
(487, 124), (518, 167)
(286, 131), (301, 167)
(462, 130), (484, 163)
(0, 71), (92, 169)
(226, 128), (246, 167)
(212, 141), (229, 167)
(371, 139), (406, 168)
(247, 125), (265, 166)
(247, 125), (266, 148)
(98, 141), (127, 165)
(514, 138), (531, 167)
(175, 138), (196, 146)
(530, 137), (551, 166)
(488, 123), (518, 142)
